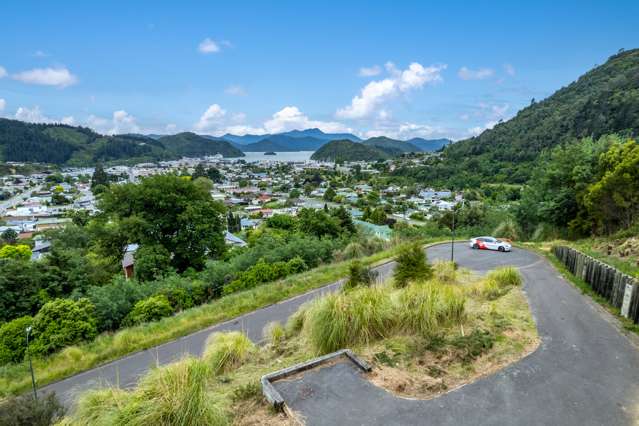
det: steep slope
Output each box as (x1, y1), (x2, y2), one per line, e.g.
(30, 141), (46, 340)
(282, 128), (361, 142)
(311, 140), (390, 162)
(158, 133), (244, 158)
(439, 48), (639, 183)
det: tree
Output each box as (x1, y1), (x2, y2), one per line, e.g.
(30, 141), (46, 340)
(1, 228), (18, 243)
(289, 188), (301, 199)
(297, 208), (341, 238)
(323, 186), (336, 202)
(97, 175), (227, 271)
(343, 260), (378, 290)
(0, 260), (45, 322)
(583, 138), (639, 234)
(393, 242), (432, 287)
(134, 244), (173, 282)
(0, 244), (32, 261)
(0, 316), (33, 364)
(91, 163), (109, 189)
(330, 206), (356, 234)
(30, 298), (97, 356)
(192, 163), (207, 179)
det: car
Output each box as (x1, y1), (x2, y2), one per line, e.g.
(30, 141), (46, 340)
(469, 236), (512, 252)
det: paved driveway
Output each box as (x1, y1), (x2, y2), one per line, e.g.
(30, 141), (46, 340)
(273, 244), (639, 425)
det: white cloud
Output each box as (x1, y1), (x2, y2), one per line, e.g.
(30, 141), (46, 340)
(225, 85), (247, 96)
(13, 67), (78, 87)
(61, 116), (75, 125)
(33, 50), (49, 58)
(358, 65), (381, 77)
(194, 104), (227, 131)
(504, 63), (516, 76)
(198, 38), (220, 54)
(165, 123), (177, 133)
(0, 99), (5, 111)
(87, 110), (140, 135)
(468, 120), (498, 136)
(193, 104), (350, 136)
(264, 106), (350, 134)
(0, 66), (6, 78)
(337, 62), (445, 119)
(15, 106), (50, 123)
(364, 122), (447, 140)
(458, 66), (494, 80)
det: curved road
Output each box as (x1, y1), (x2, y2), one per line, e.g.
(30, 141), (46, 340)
(275, 244), (639, 425)
(44, 244), (639, 425)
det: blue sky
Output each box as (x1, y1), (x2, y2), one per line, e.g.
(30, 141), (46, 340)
(1, 0), (638, 140)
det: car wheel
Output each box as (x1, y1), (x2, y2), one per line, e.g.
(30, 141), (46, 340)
(498, 246), (505, 252)
(472, 243), (479, 249)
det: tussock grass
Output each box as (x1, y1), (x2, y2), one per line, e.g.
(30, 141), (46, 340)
(396, 282), (466, 337)
(304, 287), (395, 354)
(469, 267), (522, 300)
(63, 358), (228, 426)
(263, 322), (285, 350)
(203, 332), (255, 375)
(432, 260), (458, 283)
(487, 267), (521, 287)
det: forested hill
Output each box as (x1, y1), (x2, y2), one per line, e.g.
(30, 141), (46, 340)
(399, 49), (639, 186)
(311, 139), (391, 161)
(0, 119), (243, 165)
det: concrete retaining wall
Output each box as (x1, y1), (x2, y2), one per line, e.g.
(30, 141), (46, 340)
(553, 245), (639, 324)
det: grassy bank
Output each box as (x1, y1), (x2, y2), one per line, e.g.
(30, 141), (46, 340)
(523, 242), (639, 336)
(58, 261), (537, 425)
(0, 239), (448, 398)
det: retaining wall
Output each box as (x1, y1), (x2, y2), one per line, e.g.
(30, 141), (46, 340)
(553, 246), (639, 324)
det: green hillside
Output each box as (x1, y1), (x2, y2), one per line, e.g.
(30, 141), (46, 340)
(311, 139), (391, 162)
(395, 49), (639, 186)
(0, 119), (242, 165)
(363, 136), (420, 155)
(158, 132), (244, 158)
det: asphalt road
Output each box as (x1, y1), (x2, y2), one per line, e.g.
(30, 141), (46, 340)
(274, 244), (639, 425)
(42, 250), (398, 407)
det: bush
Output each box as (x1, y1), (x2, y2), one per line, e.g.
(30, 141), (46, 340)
(286, 256), (308, 274)
(304, 287), (394, 354)
(0, 316), (32, 365)
(86, 278), (155, 331)
(203, 332), (255, 374)
(0, 244), (32, 261)
(493, 219), (520, 241)
(343, 260), (378, 290)
(124, 295), (174, 326)
(396, 282), (466, 337)
(134, 244), (173, 282)
(30, 298), (97, 356)
(393, 242), (432, 288)
(0, 392), (65, 426)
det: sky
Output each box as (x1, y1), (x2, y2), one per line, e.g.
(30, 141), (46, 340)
(1, 0), (638, 141)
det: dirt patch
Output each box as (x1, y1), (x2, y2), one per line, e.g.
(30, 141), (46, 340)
(233, 398), (299, 425)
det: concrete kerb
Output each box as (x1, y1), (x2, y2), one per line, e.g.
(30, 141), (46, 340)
(261, 349), (372, 410)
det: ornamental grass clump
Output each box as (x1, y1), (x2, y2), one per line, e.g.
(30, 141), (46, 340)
(263, 321), (286, 350)
(396, 282), (466, 337)
(203, 331), (255, 375)
(304, 286), (395, 354)
(475, 267), (522, 300)
(67, 358), (228, 426)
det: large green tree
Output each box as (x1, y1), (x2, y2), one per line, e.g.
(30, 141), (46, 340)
(97, 174), (226, 271)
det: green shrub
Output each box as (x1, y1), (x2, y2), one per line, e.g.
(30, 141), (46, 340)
(493, 219), (520, 241)
(159, 286), (193, 311)
(393, 242), (432, 287)
(0, 392), (65, 426)
(86, 278), (154, 331)
(451, 329), (495, 363)
(203, 332), (255, 374)
(124, 295), (174, 326)
(134, 244), (173, 282)
(0, 316), (32, 365)
(396, 283), (466, 337)
(304, 287), (394, 354)
(231, 381), (262, 402)
(286, 256), (308, 274)
(30, 298), (97, 356)
(343, 260), (378, 290)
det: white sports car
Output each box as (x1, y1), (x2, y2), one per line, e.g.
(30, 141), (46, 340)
(469, 236), (512, 252)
